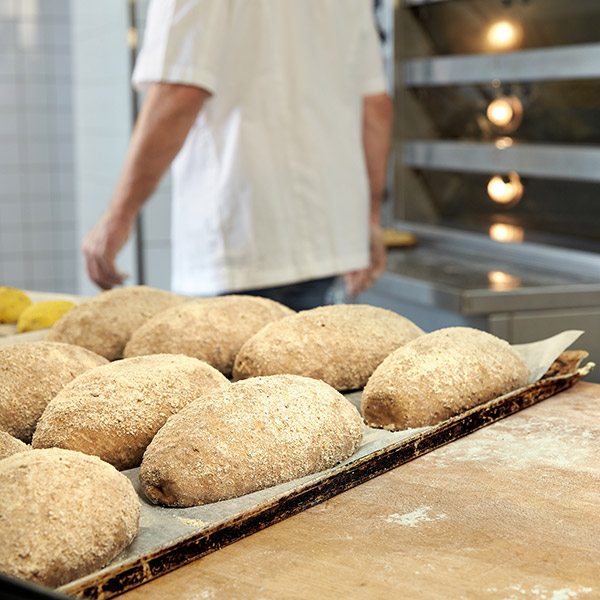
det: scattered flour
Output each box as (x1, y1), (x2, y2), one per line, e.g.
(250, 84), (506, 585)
(486, 584), (594, 600)
(423, 416), (596, 470)
(187, 589), (217, 600)
(384, 505), (447, 527)
(174, 516), (209, 529)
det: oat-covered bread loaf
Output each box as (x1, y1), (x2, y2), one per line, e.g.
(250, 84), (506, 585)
(0, 448), (139, 588)
(140, 374), (364, 507)
(0, 431), (30, 460)
(362, 327), (530, 430)
(0, 341), (108, 442)
(233, 304), (424, 391)
(46, 285), (184, 360)
(32, 354), (230, 469)
(124, 295), (294, 376)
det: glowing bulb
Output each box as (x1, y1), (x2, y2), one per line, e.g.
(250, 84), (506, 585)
(488, 21), (517, 48)
(487, 98), (513, 126)
(488, 176), (511, 203)
(486, 96), (523, 131)
(487, 173), (523, 205)
(487, 20), (519, 49)
(489, 223), (524, 243)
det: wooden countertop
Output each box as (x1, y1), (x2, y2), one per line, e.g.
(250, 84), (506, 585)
(117, 381), (600, 600)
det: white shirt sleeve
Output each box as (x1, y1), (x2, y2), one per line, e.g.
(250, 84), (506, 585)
(132, 0), (229, 94)
(359, 2), (388, 96)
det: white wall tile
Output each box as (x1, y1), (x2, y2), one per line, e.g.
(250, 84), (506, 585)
(0, 200), (22, 224)
(0, 112), (20, 135)
(0, 229), (24, 255)
(0, 258), (26, 287)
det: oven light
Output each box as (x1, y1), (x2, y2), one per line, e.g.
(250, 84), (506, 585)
(487, 96), (523, 131)
(487, 98), (513, 126)
(487, 173), (523, 205)
(487, 20), (522, 50)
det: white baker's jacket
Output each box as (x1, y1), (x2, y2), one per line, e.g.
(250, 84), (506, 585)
(132, 0), (387, 295)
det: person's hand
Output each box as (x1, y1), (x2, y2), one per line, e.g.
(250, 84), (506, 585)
(81, 213), (132, 290)
(344, 223), (386, 297)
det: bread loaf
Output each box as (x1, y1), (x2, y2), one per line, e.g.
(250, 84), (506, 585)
(0, 431), (30, 460)
(0, 341), (108, 442)
(0, 448), (139, 588)
(124, 295), (294, 376)
(46, 285), (184, 360)
(32, 354), (230, 469)
(140, 374), (364, 506)
(362, 327), (530, 430)
(233, 304), (424, 391)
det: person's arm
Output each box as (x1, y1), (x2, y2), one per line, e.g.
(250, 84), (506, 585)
(81, 82), (210, 290)
(345, 91), (394, 297)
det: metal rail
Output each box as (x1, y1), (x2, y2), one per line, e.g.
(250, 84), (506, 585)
(403, 140), (600, 182)
(402, 43), (600, 86)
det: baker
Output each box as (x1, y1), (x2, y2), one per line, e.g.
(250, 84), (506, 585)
(82, 0), (393, 311)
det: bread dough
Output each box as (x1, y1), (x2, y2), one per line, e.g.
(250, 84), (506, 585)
(140, 374), (364, 506)
(46, 285), (184, 360)
(0, 448), (139, 588)
(0, 341), (108, 442)
(0, 431), (30, 460)
(32, 354), (230, 469)
(233, 304), (424, 390)
(362, 327), (530, 430)
(124, 295), (294, 376)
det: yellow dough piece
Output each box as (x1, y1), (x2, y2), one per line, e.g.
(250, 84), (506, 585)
(382, 228), (418, 248)
(0, 287), (32, 323)
(17, 300), (76, 333)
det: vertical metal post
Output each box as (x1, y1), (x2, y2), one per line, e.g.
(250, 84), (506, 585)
(127, 0), (145, 285)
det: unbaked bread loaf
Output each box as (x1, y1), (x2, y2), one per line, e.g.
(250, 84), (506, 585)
(140, 374), (364, 506)
(0, 431), (30, 460)
(32, 354), (230, 470)
(46, 285), (184, 360)
(124, 295), (294, 376)
(362, 327), (530, 430)
(0, 341), (108, 442)
(0, 448), (139, 588)
(233, 304), (424, 390)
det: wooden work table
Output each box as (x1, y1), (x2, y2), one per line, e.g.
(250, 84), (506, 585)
(117, 381), (599, 600)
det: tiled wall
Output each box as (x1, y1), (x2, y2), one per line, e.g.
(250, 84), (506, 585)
(0, 0), (77, 293)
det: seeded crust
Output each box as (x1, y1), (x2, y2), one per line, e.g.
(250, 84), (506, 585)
(362, 327), (530, 430)
(124, 295), (294, 376)
(32, 354), (230, 470)
(232, 304), (424, 391)
(140, 374), (364, 507)
(0, 341), (108, 442)
(0, 448), (139, 588)
(46, 285), (185, 360)
(0, 431), (31, 460)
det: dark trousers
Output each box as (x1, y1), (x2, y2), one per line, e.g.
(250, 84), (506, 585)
(232, 276), (336, 312)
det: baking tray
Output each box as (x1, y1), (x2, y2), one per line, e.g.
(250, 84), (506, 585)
(55, 334), (594, 599)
